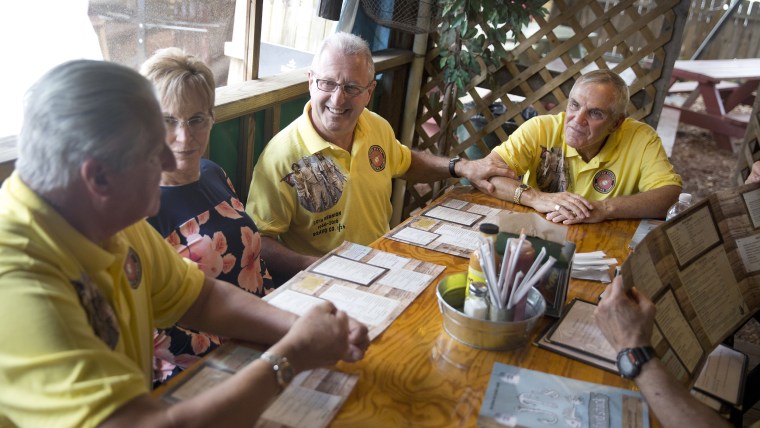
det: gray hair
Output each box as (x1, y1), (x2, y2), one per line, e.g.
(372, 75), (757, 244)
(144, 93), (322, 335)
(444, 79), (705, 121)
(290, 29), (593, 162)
(311, 32), (375, 83)
(16, 60), (162, 194)
(573, 69), (630, 117)
(140, 47), (215, 115)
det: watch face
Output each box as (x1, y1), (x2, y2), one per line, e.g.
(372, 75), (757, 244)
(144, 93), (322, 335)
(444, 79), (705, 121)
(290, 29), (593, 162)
(617, 350), (638, 379)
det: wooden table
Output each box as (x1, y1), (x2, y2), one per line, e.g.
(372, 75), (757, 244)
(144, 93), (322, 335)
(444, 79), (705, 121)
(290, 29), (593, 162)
(330, 187), (645, 427)
(666, 58), (760, 150)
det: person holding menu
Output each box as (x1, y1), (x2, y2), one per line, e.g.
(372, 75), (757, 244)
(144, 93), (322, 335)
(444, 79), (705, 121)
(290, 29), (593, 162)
(0, 59), (369, 427)
(595, 277), (729, 428)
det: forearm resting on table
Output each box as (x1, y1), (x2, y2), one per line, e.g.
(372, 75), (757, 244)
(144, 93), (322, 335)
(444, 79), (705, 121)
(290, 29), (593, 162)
(484, 175), (524, 203)
(261, 235), (319, 284)
(597, 185), (681, 220)
(101, 355), (288, 427)
(179, 276), (298, 345)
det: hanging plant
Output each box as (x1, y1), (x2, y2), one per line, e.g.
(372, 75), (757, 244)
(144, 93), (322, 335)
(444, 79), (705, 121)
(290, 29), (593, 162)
(434, 0), (548, 150)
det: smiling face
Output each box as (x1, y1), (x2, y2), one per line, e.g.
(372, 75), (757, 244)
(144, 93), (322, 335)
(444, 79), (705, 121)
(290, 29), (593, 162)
(308, 47), (375, 151)
(160, 90), (213, 184)
(564, 82), (625, 161)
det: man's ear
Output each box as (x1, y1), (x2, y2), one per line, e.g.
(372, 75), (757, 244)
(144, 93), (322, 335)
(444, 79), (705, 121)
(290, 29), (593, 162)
(365, 80), (377, 107)
(80, 158), (112, 197)
(610, 114), (625, 133)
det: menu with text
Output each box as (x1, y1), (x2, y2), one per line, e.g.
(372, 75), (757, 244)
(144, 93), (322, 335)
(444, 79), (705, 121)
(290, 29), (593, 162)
(621, 182), (760, 385)
(159, 342), (358, 428)
(264, 241), (446, 340)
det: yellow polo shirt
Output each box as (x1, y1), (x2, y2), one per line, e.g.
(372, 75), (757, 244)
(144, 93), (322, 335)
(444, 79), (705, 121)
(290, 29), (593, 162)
(492, 113), (682, 199)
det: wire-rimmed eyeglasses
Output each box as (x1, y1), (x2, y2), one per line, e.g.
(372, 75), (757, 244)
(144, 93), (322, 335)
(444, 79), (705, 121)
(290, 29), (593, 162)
(315, 79), (372, 97)
(163, 114), (213, 133)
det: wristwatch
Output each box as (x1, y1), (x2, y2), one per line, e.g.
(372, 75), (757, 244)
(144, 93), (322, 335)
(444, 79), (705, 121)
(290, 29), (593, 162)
(260, 351), (294, 388)
(616, 346), (656, 379)
(448, 156), (462, 178)
(513, 183), (530, 205)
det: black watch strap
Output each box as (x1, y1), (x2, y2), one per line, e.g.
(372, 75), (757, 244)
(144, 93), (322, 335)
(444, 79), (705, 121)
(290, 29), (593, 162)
(448, 156), (461, 178)
(617, 346), (656, 379)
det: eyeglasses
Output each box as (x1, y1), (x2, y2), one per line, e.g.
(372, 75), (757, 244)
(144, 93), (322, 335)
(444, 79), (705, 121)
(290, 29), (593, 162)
(163, 114), (213, 133)
(315, 79), (372, 97)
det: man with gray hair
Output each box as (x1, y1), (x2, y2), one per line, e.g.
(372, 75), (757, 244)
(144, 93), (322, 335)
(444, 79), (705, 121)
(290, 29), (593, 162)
(0, 59), (368, 426)
(484, 69), (682, 224)
(248, 32), (512, 283)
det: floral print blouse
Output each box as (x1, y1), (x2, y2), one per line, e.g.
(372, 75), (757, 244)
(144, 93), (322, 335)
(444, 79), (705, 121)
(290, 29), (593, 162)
(147, 159), (275, 384)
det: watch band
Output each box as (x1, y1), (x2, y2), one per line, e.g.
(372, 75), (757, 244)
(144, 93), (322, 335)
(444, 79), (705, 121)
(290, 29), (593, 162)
(617, 346), (656, 379)
(260, 351), (294, 388)
(448, 156), (461, 178)
(513, 183), (529, 205)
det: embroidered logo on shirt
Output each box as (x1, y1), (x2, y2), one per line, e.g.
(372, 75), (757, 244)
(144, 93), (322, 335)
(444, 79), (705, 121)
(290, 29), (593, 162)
(593, 169), (616, 194)
(281, 154), (347, 213)
(71, 272), (120, 349)
(368, 145), (386, 172)
(124, 248), (142, 289)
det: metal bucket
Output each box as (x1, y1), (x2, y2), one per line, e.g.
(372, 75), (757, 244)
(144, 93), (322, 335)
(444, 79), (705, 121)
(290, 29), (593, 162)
(436, 272), (546, 351)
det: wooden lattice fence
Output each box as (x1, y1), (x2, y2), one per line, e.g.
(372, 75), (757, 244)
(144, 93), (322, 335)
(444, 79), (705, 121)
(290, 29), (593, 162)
(403, 0), (690, 220)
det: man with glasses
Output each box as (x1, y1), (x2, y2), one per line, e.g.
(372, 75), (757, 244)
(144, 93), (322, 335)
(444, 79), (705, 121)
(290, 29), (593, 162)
(247, 32), (512, 283)
(484, 69), (682, 224)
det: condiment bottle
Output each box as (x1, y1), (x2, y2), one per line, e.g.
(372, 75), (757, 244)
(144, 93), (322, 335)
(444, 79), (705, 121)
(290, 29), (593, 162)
(466, 223), (500, 297)
(464, 281), (489, 319)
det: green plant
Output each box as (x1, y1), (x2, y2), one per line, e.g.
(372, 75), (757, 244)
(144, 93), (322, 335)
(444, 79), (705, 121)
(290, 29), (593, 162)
(433, 0), (548, 150)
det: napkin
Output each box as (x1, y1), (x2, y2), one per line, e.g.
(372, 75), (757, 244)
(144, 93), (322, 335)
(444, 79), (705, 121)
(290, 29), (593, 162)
(571, 251), (617, 283)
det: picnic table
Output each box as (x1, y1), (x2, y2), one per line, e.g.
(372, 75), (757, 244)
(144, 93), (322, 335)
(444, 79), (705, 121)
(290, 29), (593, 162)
(666, 58), (760, 150)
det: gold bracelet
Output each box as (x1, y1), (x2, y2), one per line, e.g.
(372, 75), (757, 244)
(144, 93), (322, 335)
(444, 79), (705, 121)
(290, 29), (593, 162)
(513, 184), (530, 205)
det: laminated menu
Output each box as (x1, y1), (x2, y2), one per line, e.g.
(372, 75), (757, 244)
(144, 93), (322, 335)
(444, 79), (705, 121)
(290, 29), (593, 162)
(158, 341), (358, 428)
(619, 181), (760, 385)
(264, 241), (445, 340)
(478, 362), (649, 428)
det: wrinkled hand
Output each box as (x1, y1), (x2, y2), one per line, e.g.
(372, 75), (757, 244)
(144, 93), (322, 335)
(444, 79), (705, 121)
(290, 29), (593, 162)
(545, 199), (607, 224)
(461, 157), (515, 193)
(343, 317), (370, 362)
(533, 191), (594, 222)
(274, 301), (349, 372)
(746, 161), (760, 185)
(594, 276), (655, 352)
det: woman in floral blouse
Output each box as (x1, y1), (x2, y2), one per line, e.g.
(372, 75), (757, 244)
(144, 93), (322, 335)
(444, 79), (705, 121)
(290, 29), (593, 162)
(141, 48), (276, 384)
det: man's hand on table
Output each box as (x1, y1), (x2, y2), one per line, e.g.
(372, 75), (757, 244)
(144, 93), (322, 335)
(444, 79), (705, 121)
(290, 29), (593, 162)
(529, 190), (595, 223)
(545, 198), (611, 224)
(270, 301), (368, 374)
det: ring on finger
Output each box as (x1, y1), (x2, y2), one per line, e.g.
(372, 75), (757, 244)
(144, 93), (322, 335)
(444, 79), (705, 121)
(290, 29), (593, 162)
(554, 204), (561, 211)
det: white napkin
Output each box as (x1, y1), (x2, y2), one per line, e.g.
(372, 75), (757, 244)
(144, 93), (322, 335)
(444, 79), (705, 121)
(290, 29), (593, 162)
(571, 251), (617, 283)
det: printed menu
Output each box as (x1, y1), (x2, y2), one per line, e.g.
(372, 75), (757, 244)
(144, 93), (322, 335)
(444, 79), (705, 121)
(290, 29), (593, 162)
(264, 241), (446, 340)
(479, 362), (649, 428)
(386, 198), (568, 258)
(159, 341), (358, 428)
(620, 182), (760, 384)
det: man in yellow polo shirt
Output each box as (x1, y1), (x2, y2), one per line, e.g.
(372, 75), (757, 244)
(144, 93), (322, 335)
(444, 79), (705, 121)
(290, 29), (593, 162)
(484, 69), (682, 224)
(247, 32), (512, 283)
(0, 60), (369, 427)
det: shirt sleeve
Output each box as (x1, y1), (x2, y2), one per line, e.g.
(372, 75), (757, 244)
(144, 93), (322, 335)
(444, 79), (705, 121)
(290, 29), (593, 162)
(491, 116), (546, 176)
(633, 125), (683, 191)
(246, 138), (297, 238)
